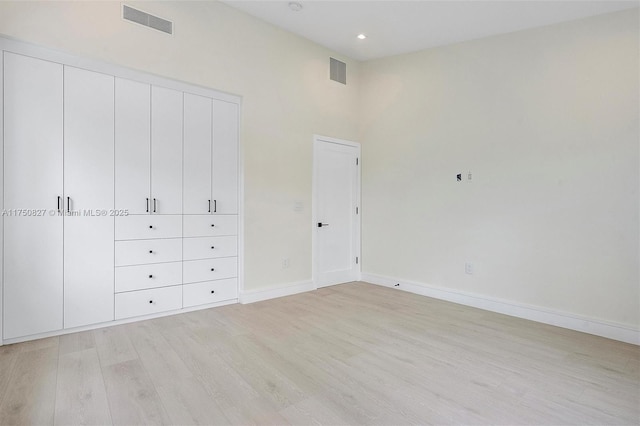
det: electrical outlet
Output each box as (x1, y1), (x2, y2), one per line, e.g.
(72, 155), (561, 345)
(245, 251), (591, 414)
(282, 258), (290, 269)
(465, 262), (473, 275)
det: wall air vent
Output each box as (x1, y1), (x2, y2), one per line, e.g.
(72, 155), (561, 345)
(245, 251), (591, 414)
(123, 5), (173, 35)
(330, 57), (347, 85)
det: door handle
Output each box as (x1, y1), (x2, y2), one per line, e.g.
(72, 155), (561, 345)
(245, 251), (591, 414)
(146, 198), (149, 213)
(153, 198), (157, 213)
(57, 196), (61, 213)
(67, 196), (71, 213)
(317, 222), (329, 228)
(208, 199), (211, 213)
(213, 199), (217, 213)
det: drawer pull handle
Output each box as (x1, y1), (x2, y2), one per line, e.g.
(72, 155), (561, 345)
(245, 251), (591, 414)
(210, 224), (215, 227)
(149, 250), (153, 254)
(149, 300), (154, 304)
(211, 246), (215, 249)
(148, 275), (153, 278)
(210, 268), (215, 271)
(149, 225), (153, 229)
(210, 290), (215, 294)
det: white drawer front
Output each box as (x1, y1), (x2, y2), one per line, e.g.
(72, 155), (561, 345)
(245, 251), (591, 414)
(183, 236), (237, 260)
(115, 262), (182, 293)
(115, 285), (182, 320)
(183, 257), (237, 284)
(116, 239), (182, 266)
(183, 278), (238, 308)
(183, 215), (237, 237)
(116, 215), (182, 240)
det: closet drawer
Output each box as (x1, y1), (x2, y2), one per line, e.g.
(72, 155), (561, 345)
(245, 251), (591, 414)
(116, 239), (182, 266)
(183, 215), (237, 237)
(115, 262), (182, 293)
(115, 285), (182, 320)
(183, 278), (238, 308)
(183, 236), (237, 260)
(115, 215), (182, 240)
(183, 257), (237, 284)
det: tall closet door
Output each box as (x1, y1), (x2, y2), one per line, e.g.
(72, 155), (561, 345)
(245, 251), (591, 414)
(115, 78), (151, 215)
(184, 93), (212, 214)
(212, 100), (239, 214)
(3, 52), (63, 339)
(63, 66), (115, 329)
(151, 86), (183, 214)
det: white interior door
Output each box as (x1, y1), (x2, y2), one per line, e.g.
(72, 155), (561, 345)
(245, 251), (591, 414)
(3, 52), (64, 339)
(313, 136), (360, 288)
(63, 66), (115, 329)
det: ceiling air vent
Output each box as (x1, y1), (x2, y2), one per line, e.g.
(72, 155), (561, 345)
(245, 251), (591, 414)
(330, 57), (346, 85)
(123, 5), (173, 35)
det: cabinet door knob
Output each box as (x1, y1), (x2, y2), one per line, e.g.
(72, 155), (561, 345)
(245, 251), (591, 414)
(211, 246), (215, 249)
(210, 268), (215, 271)
(210, 290), (215, 294)
(148, 275), (153, 278)
(149, 250), (153, 254)
(210, 224), (215, 227)
(149, 225), (153, 229)
(149, 300), (153, 304)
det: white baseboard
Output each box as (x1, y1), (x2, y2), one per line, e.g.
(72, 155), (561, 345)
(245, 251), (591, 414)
(240, 280), (315, 304)
(361, 273), (639, 345)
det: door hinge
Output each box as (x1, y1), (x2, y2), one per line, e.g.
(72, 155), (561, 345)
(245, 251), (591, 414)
(356, 257), (359, 264)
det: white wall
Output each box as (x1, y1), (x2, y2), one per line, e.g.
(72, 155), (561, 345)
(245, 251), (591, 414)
(360, 10), (639, 330)
(0, 1), (360, 293)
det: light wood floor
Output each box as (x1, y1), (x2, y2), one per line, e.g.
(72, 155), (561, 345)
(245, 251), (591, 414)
(0, 282), (638, 425)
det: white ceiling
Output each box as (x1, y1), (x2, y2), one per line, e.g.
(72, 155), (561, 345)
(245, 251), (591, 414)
(222, 0), (639, 61)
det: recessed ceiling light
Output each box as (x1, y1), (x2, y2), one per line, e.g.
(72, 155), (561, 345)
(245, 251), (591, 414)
(288, 2), (303, 12)
(357, 34), (367, 40)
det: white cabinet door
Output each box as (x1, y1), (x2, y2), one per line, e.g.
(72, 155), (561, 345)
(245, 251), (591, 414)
(115, 78), (151, 215)
(183, 93), (212, 215)
(63, 66), (115, 329)
(3, 52), (63, 211)
(151, 86), (183, 214)
(212, 100), (238, 214)
(3, 52), (64, 339)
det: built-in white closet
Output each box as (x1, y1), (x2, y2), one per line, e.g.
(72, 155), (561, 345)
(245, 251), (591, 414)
(0, 38), (241, 343)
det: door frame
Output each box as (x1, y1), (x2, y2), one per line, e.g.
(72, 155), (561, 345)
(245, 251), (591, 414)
(312, 134), (361, 288)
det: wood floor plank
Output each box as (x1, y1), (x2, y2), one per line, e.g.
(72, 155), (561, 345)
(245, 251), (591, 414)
(58, 330), (96, 355)
(155, 376), (229, 425)
(101, 359), (171, 425)
(0, 346), (58, 425)
(54, 348), (112, 426)
(0, 345), (20, 409)
(94, 325), (139, 367)
(126, 321), (192, 388)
